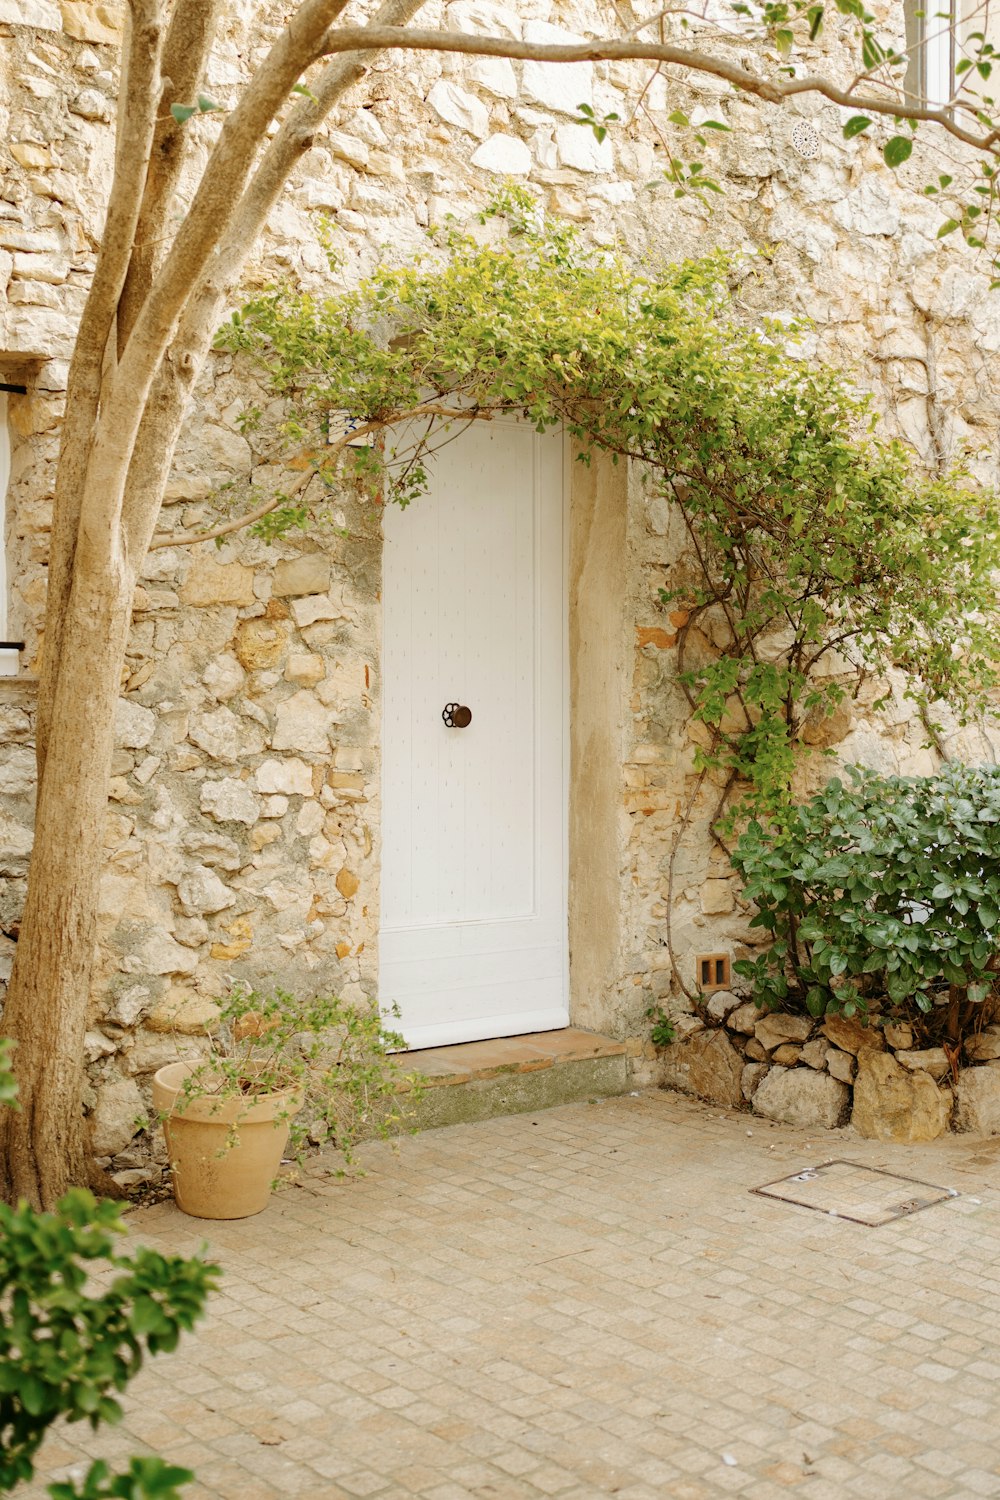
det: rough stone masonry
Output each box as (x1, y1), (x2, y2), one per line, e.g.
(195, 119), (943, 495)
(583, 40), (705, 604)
(1, 0), (999, 1172)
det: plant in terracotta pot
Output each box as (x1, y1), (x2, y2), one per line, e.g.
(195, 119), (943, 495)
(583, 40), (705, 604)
(153, 986), (420, 1220)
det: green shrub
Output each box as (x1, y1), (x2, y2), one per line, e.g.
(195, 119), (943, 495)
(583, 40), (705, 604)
(171, 986), (423, 1171)
(732, 764), (1000, 1042)
(0, 1039), (217, 1499)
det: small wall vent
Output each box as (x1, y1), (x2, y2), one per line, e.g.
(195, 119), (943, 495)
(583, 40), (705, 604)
(697, 953), (731, 992)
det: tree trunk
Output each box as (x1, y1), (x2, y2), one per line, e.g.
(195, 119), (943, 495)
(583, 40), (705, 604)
(0, 561), (133, 1207)
(0, 0), (429, 1208)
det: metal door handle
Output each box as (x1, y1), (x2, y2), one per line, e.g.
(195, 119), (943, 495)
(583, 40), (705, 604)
(442, 702), (472, 728)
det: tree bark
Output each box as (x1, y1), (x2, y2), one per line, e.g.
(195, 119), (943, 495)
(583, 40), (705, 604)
(0, 0), (427, 1207)
(0, 561), (133, 1206)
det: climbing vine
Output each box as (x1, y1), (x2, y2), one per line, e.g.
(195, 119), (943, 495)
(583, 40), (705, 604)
(210, 189), (1000, 833)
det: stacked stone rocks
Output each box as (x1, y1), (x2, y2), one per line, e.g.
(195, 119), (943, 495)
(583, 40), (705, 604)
(661, 993), (1000, 1140)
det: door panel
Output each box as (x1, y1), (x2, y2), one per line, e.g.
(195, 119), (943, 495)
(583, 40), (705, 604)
(379, 419), (568, 1049)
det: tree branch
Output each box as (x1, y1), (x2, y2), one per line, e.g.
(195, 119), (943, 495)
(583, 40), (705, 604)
(317, 26), (1000, 151)
(120, 0), (427, 565)
(81, 0), (355, 568)
(117, 0), (227, 356)
(146, 404), (489, 550)
(36, 0), (164, 778)
(149, 469), (314, 552)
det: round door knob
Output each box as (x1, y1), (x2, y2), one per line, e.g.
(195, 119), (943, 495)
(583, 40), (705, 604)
(442, 702), (472, 728)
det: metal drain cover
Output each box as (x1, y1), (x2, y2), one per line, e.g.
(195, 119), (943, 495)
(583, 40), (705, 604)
(752, 1159), (957, 1226)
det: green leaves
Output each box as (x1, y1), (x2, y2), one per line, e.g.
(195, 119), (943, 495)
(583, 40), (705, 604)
(220, 189), (1000, 832)
(842, 115), (872, 138)
(169, 94), (222, 125)
(732, 765), (1000, 1032)
(883, 135), (914, 168)
(49, 1458), (195, 1500)
(806, 5), (825, 38)
(574, 101), (619, 143)
(0, 1037), (18, 1110)
(172, 984), (422, 1171)
(0, 1188), (218, 1492)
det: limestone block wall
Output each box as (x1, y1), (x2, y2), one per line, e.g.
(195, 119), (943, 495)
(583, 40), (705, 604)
(2, 0), (1000, 1154)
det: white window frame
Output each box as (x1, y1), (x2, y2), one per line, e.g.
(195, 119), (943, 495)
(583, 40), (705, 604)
(906, 0), (1000, 108)
(925, 6), (958, 105)
(906, 0), (958, 107)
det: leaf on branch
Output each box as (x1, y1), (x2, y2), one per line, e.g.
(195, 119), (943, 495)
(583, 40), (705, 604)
(843, 115), (872, 138)
(169, 103), (197, 124)
(883, 135), (913, 168)
(937, 217), (960, 236)
(197, 93), (222, 112)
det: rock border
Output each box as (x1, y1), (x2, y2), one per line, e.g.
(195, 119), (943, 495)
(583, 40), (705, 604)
(660, 993), (1000, 1140)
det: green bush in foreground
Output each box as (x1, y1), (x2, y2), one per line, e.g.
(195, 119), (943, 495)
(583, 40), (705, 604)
(0, 1038), (217, 1499)
(732, 764), (1000, 1043)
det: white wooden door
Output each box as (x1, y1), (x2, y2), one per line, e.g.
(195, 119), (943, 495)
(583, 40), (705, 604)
(379, 419), (568, 1049)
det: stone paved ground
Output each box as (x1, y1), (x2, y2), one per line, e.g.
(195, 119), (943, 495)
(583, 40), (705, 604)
(21, 1091), (1000, 1500)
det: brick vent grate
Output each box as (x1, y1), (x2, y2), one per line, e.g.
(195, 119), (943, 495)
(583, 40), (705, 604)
(752, 1159), (958, 1225)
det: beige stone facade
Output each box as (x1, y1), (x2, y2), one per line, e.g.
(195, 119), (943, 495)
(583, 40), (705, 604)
(2, 0), (999, 1158)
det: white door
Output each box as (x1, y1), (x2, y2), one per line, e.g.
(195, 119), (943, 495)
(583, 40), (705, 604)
(379, 418), (568, 1049)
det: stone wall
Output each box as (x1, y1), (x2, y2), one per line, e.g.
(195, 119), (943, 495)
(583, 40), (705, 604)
(3, 0), (1000, 1161)
(661, 993), (1000, 1141)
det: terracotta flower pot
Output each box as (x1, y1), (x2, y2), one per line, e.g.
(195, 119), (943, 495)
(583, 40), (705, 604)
(152, 1060), (303, 1220)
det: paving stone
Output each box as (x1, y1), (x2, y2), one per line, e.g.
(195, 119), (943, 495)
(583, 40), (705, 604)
(20, 1093), (1000, 1500)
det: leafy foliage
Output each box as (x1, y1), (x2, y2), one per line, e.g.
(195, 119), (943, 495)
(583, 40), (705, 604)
(48, 1458), (196, 1500)
(646, 1007), (677, 1047)
(217, 191), (1000, 820)
(732, 764), (1000, 1041)
(170, 986), (422, 1171)
(726, 0), (1000, 278)
(0, 1044), (216, 1498)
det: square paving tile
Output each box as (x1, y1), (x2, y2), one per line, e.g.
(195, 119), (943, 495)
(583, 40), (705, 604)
(752, 1159), (957, 1225)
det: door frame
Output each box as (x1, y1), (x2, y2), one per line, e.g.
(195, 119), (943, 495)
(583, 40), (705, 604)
(377, 417), (572, 1047)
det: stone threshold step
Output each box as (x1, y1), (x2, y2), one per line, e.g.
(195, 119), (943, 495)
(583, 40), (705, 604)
(397, 1028), (630, 1132)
